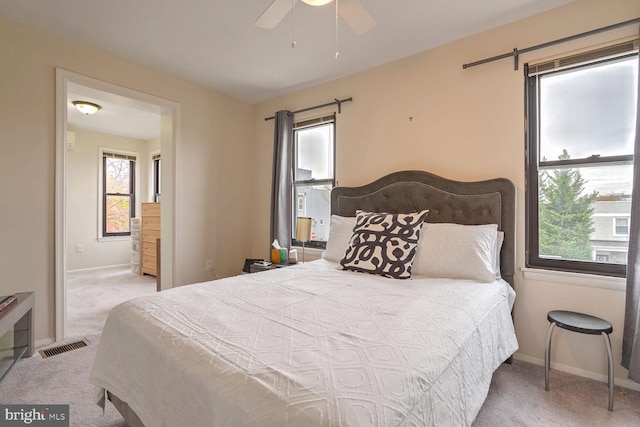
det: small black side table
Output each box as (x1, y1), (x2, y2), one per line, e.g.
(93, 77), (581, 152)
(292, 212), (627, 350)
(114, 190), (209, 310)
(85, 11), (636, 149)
(249, 263), (293, 273)
(545, 310), (614, 411)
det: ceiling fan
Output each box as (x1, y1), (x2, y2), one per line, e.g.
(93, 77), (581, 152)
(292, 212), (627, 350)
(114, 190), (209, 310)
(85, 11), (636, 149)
(255, 0), (376, 35)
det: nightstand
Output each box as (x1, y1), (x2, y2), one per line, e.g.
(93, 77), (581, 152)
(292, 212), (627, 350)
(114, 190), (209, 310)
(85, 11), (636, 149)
(249, 263), (293, 273)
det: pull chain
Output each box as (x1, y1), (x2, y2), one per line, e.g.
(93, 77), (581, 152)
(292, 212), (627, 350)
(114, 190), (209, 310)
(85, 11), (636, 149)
(335, 0), (339, 58)
(292, 0), (297, 48)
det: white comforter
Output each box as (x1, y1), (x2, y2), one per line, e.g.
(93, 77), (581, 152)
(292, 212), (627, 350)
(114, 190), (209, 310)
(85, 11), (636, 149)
(90, 259), (518, 427)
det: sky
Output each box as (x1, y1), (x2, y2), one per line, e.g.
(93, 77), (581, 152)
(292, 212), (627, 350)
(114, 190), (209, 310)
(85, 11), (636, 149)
(540, 55), (637, 160)
(539, 55), (638, 196)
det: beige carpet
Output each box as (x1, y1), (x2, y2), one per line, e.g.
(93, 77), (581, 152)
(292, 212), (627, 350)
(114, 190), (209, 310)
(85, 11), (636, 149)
(66, 265), (157, 338)
(474, 360), (640, 426)
(0, 334), (126, 426)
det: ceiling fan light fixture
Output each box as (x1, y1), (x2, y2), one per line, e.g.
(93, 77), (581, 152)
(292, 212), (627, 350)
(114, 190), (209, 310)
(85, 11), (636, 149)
(301, 0), (333, 6)
(72, 100), (101, 115)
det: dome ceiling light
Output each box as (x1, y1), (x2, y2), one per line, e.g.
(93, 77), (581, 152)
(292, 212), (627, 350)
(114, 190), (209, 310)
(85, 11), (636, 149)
(72, 101), (102, 115)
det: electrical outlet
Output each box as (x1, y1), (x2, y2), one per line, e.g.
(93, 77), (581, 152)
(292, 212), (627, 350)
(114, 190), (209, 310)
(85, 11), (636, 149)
(76, 244), (83, 253)
(205, 259), (214, 271)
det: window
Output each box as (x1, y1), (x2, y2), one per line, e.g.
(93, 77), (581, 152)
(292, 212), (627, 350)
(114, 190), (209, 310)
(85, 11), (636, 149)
(526, 43), (638, 277)
(292, 115), (335, 249)
(102, 151), (136, 237)
(614, 217), (629, 236)
(153, 153), (161, 202)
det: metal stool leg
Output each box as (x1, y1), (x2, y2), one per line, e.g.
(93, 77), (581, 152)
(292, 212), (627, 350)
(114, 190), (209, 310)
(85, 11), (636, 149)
(601, 332), (614, 411)
(545, 322), (556, 391)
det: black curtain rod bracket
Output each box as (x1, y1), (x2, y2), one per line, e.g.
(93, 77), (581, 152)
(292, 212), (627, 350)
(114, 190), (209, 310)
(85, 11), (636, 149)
(265, 97), (353, 121)
(463, 17), (640, 70)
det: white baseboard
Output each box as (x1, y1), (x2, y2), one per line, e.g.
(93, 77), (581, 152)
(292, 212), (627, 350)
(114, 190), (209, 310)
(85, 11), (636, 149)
(514, 353), (640, 393)
(67, 263), (130, 273)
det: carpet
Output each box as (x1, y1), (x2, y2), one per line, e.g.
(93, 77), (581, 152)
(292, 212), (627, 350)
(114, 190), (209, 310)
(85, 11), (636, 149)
(474, 359), (640, 426)
(66, 266), (156, 337)
(0, 334), (125, 427)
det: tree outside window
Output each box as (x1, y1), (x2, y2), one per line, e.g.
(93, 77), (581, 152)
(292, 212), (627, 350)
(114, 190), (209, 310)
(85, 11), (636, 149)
(538, 150), (596, 261)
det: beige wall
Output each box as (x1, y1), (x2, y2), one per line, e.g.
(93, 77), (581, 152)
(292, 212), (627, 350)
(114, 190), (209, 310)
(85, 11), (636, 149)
(252, 0), (640, 389)
(0, 16), (254, 341)
(66, 127), (153, 271)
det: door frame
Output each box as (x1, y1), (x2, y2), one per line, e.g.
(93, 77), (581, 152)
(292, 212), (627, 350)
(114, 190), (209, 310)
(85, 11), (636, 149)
(55, 69), (181, 340)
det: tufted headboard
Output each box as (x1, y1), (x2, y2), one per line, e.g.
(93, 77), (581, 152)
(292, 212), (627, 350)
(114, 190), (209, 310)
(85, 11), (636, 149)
(331, 170), (516, 288)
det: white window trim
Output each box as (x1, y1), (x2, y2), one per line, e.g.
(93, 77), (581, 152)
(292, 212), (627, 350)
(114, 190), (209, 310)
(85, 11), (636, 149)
(98, 147), (140, 241)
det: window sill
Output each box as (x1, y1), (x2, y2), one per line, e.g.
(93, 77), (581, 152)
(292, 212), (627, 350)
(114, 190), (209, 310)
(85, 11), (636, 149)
(292, 245), (324, 253)
(521, 267), (625, 291)
(98, 236), (131, 242)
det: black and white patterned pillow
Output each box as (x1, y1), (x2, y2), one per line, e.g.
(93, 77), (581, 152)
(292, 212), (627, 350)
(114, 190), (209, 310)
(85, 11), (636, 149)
(339, 210), (429, 279)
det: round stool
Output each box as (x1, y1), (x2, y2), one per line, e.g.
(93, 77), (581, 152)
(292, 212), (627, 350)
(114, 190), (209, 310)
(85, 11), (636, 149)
(545, 310), (614, 411)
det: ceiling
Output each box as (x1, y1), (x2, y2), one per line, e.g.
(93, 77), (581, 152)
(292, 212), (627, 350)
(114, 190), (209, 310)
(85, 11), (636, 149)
(0, 0), (573, 139)
(67, 83), (162, 140)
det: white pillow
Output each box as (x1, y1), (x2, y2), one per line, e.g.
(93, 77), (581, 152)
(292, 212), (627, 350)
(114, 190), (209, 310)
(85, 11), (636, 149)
(494, 231), (504, 278)
(322, 215), (356, 262)
(412, 223), (498, 282)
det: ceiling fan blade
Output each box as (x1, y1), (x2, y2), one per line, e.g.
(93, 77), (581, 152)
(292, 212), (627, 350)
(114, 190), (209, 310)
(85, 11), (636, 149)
(339, 0), (376, 35)
(255, 0), (296, 29)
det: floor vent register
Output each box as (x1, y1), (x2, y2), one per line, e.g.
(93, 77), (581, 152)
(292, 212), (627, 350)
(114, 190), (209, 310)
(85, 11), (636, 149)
(39, 338), (91, 358)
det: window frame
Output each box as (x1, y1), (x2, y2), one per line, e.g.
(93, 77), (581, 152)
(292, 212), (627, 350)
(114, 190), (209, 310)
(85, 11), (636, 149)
(291, 114), (336, 250)
(152, 153), (161, 202)
(525, 49), (637, 278)
(101, 150), (137, 238)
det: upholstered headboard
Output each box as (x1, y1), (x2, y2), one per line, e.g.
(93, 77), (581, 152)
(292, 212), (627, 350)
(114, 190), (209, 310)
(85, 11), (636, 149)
(331, 170), (516, 287)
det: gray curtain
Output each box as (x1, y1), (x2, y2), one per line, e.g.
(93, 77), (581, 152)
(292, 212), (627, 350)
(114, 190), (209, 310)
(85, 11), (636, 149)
(270, 110), (294, 251)
(622, 51), (640, 382)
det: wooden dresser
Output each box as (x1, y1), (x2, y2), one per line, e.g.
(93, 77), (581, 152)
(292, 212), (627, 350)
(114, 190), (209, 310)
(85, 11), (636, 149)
(141, 202), (160, 276)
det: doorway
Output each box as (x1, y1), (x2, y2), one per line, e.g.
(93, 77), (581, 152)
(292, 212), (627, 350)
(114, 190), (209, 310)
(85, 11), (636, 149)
(55, 69), (180, 341)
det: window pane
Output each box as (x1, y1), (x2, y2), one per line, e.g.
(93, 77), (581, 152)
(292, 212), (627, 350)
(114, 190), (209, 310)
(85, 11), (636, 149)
(539, 56), (637, 161)
(295, 123), (334, 181)
(154, 158), (161, 202)
(105, 195), (131, 234)
(538, 164), (632, 264)
(105, 158), (131, 193)
(615, 218), (629, 236)
(293, 183), (332, 242)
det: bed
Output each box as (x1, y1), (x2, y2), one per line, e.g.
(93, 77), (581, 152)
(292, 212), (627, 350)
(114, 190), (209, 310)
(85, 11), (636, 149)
(89, 170), (518, 427)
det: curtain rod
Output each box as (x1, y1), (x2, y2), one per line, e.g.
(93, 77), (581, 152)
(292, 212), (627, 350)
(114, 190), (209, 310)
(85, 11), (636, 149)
(462, 17), (640, 71)
(264, 97), (353, 121)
